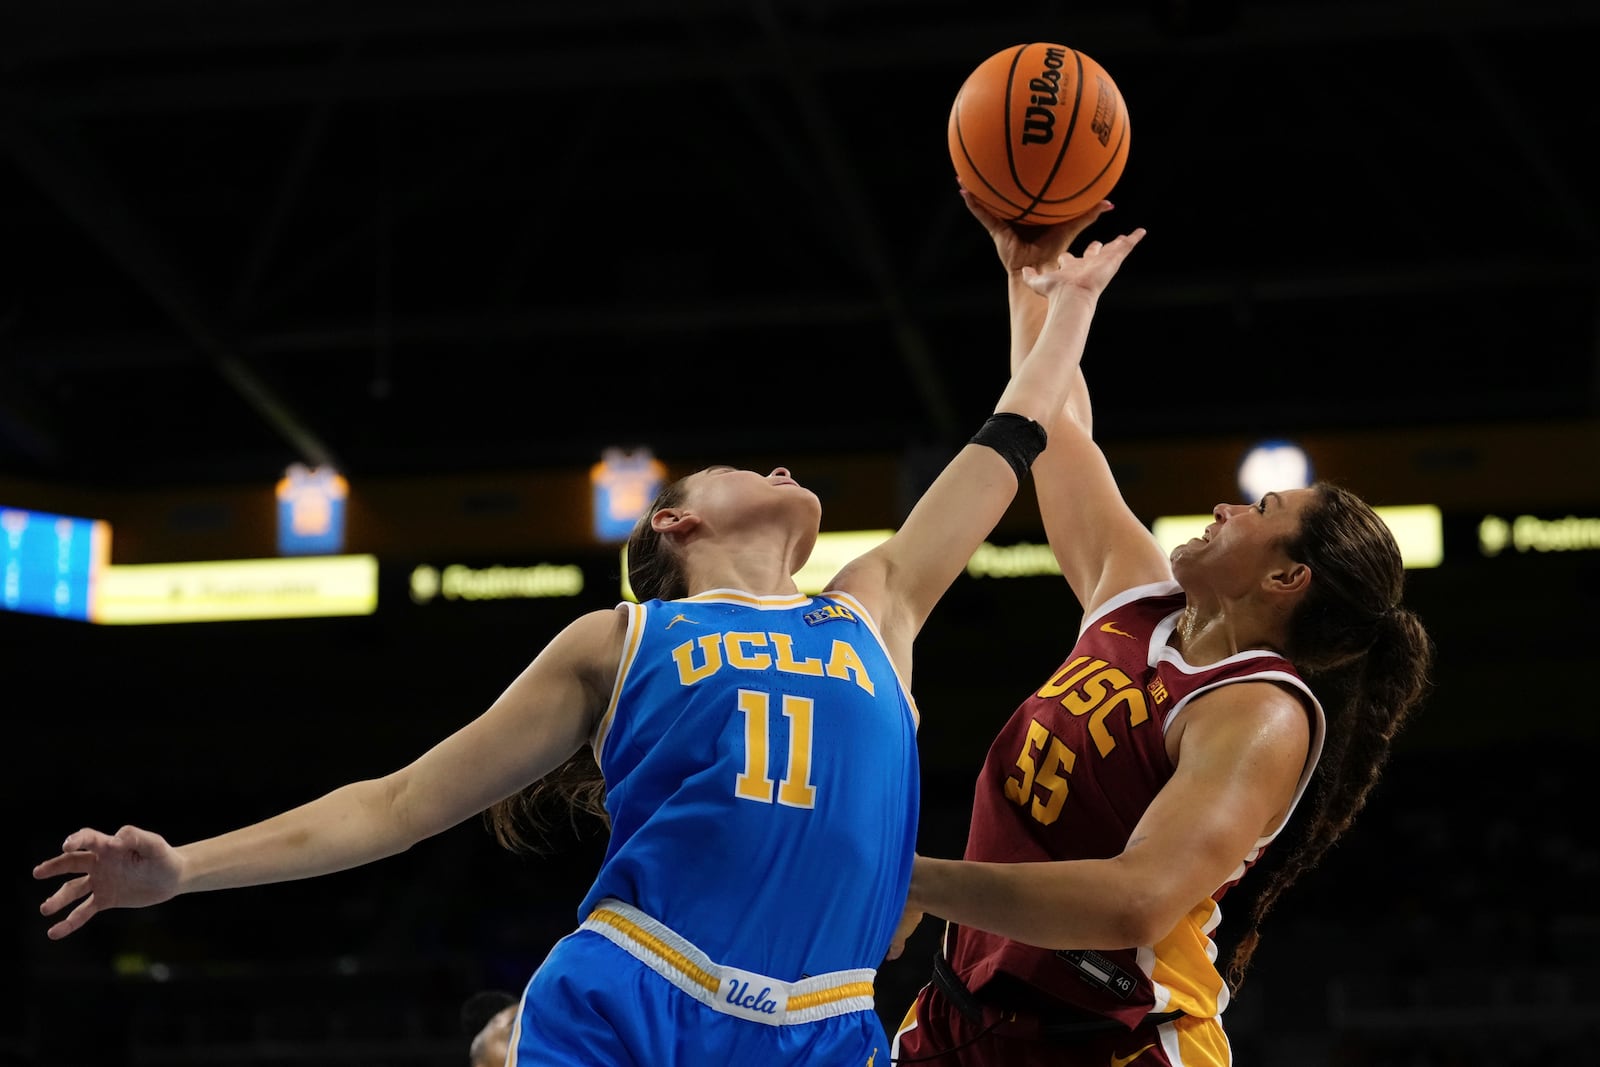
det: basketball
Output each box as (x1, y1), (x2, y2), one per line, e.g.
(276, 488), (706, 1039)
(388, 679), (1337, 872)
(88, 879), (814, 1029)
(948, 43), (1130, 224)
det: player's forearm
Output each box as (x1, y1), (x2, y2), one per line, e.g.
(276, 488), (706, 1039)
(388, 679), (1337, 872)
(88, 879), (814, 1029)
(910, 854), (1168, 951)
(176, 777), (415, 894)
(1007, 272), (1048, 375)
(994, 289), (1098, 423)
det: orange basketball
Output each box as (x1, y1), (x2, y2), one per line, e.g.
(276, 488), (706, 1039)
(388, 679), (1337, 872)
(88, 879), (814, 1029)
(948, 43), (1130, 224)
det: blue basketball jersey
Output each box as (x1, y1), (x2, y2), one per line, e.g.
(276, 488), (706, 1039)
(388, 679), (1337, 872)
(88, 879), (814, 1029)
(579, 588), (921, 980)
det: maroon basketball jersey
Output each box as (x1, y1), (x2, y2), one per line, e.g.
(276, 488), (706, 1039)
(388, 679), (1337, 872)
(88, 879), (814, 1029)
(947, 580), (1325, 1026)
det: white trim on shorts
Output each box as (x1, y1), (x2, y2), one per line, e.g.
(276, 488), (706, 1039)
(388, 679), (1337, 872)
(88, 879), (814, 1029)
(580, 898), (876, 1026)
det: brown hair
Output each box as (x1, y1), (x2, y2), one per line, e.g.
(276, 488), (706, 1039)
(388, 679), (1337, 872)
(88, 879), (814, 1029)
(485, 474), (693, 853)
(625, 474), (692, 603)
(1227, 481), (1434, 991)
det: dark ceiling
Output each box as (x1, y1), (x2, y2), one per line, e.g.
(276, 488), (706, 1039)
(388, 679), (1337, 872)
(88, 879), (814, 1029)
(2, 0), (1596, 490)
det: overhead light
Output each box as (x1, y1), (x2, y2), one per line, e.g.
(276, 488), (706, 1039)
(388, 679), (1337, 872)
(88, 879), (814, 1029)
(1237, 439), (1312, 502)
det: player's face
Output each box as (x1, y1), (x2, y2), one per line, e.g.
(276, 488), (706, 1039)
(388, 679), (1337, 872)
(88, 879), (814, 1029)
(686, 465), (822, 531)
(682, 465), (821, 573)
(1170, 487), (1315, 598)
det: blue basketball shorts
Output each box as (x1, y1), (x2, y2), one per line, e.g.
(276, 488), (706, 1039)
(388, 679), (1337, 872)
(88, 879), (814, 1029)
(507, 899), (889, 1066)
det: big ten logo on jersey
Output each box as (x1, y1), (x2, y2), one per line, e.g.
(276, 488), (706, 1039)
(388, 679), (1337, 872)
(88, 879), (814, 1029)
(670, 630), (876, 697)
(803, 602), (857, 626)
(1003, 656), (1152, 826)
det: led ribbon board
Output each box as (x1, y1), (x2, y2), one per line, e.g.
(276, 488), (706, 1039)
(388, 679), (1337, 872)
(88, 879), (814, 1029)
(95, 555), (379, 624)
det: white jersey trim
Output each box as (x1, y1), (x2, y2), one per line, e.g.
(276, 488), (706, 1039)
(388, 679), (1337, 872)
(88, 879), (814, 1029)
(1078, 579), (1182, 642)
(592, 601), (647, 762)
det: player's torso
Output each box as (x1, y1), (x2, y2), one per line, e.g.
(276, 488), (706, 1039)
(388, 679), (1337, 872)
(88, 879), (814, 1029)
(583, 590), (921, 977)
(969, 587), (1186, 869)
(954, 582), (1314, 1022)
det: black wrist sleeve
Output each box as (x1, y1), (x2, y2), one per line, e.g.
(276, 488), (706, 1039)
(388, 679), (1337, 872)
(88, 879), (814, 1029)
(969, 412), (1048, 482)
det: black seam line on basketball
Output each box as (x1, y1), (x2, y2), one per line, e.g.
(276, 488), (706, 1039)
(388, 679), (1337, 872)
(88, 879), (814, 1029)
(1037, 95), (1128, 205)
(957, 129), (1031, 213)
(1023, 48), (1085, 218)
(1002, 44), (1028, 199)
(955, 85), (1030, 214)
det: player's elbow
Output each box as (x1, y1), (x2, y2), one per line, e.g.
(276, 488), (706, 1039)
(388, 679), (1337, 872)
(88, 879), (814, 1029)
(1093, 868), (1194, 948)
(371, 772), (428, 854)
(1082, 891), (1166, 949)
(1113, 901), (1188, 949)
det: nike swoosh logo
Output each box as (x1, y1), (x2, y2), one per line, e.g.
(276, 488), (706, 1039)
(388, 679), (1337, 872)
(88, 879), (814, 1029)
(664, 614), (696, 630)
(1100, 621), (1135, 639)
(1110, 1042), (1157, 1067)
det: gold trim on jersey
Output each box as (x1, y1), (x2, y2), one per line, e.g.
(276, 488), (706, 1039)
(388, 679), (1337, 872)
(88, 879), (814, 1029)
(592, 601), (647, 759)
(581, 898), (877, 1025)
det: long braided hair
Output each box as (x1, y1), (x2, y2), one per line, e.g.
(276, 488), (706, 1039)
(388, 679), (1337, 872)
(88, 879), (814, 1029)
(486, 475), (692, 853)
(1226, 481), (1434, 991)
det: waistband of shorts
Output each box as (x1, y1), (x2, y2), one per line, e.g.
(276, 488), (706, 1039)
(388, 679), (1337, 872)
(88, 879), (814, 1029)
(580, 898), (876, 1026)
(931, 939), (1185, 1040)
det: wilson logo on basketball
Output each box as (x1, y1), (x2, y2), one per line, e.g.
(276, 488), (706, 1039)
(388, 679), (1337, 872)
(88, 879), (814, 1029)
(1020, 45), (1068, 145)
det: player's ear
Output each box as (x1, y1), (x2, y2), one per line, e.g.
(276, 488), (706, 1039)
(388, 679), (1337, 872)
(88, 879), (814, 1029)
(1265, 561), (1311, 595)
(651, 508), (699, 537)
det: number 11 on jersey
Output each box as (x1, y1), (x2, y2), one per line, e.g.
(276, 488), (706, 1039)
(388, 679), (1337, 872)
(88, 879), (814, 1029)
(734, 689), (817, 808)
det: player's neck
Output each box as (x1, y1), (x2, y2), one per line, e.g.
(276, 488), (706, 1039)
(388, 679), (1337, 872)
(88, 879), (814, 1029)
(678, 529), (809, 598)
(1173, 603), (1283, 664)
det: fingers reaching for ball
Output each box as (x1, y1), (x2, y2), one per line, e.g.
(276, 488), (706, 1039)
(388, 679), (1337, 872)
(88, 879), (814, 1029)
(1021, 228), (1147, 298)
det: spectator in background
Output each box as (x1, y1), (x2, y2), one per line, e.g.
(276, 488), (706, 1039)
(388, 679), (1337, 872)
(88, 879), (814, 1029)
(461, 989), (517, 1067)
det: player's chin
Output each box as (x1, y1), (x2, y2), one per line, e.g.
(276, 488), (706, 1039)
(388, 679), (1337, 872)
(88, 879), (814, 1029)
(1168, 540), (1205, 576)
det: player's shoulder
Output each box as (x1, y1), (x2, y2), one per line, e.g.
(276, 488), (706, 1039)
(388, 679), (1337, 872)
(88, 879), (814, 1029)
(1180, 677), (1314, 767)
(549, 604), (637, 672)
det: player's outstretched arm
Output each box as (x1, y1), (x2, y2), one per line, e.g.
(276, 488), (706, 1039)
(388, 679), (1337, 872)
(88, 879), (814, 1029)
(34, 606), (625, 941)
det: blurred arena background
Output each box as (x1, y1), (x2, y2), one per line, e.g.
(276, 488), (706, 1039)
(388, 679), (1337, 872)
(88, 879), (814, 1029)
(4, 1), (1598, 1064)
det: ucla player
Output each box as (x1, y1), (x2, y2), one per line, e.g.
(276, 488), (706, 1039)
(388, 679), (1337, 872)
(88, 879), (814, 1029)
(33, 219), (1147, 1064)
(888, 194), (1434, 1065)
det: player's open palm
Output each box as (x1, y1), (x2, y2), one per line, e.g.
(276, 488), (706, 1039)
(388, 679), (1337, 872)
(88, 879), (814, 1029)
(1020, 228), (1146, 301)
(34, 825), (181, 940)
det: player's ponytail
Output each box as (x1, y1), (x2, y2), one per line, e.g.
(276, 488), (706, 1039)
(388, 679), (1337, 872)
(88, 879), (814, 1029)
(1227, 484), (1434, 991)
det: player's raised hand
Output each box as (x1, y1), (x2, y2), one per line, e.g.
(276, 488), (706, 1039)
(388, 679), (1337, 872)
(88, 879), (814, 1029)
(1020, 228), (1147, 301)
(961, 187), (1115, 275)
(34, 825), (182, 940)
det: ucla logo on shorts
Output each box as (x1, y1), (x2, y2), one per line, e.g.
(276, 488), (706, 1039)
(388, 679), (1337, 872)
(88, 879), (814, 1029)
(719, 967), (784, 1023)
(803, 604), (856, 626)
